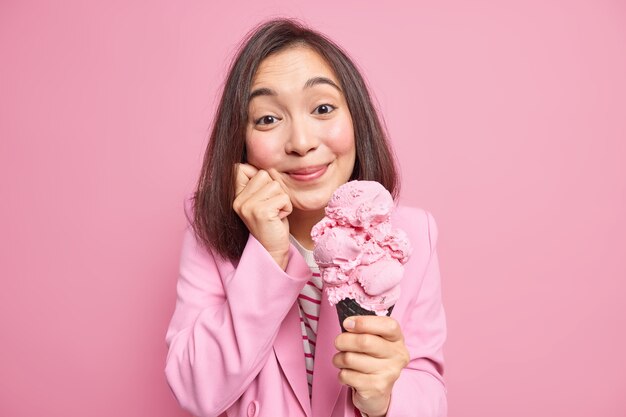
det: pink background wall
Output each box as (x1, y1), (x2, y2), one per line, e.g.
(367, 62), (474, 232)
(1, 1), (624, 416)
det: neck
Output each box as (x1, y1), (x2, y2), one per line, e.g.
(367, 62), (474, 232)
(288, 208), (325, 250)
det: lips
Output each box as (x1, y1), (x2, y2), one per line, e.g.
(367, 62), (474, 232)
(286, 164), (329, 181)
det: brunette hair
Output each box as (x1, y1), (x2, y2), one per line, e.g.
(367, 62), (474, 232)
(189, 17), (400, 261)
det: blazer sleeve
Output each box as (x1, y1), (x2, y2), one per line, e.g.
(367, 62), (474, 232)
(164, 203), (311, 417)
(386, 210), (448, 417)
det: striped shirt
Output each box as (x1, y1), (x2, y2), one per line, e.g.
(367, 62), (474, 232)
(289, 235), (322, 399)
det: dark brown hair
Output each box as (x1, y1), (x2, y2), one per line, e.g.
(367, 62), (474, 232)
(189, 17), (400, 261)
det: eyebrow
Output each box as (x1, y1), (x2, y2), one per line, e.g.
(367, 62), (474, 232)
(248, 76), (342, 101)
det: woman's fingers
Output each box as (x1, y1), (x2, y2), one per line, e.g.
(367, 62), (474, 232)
(243, 191), (292, 221)
(342, 316), (404, 343)
(232, 163), (292, 269)
(334, 332), (404, 417)
(337, 370), (388, 397)
(334, 316), (410, 373)
(334, 333), (388, 358)
(266, 167), (290, 194)
(270, 192), (293, 219)
(234, 169), (276, 214)
(235, 176), (287, 215)
(332, 351), (379, 374)
(337, 368), (369, 390)
(235, 168), (271, 201)
(234, 163), (259, 197)
(234, 165), (289, 207)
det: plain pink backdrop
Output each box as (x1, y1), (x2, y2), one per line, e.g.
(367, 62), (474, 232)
(1, 1), (625, 416)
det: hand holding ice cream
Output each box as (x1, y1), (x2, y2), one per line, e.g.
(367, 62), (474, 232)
(312, 180), (413, 417)
(333, 315), (410, 417)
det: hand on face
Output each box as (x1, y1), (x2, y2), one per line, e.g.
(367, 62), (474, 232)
(232, 163), (293, 270)
(333, 316), (410, 417)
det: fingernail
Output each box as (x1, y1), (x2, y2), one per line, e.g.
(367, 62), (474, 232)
(343, 318), (355, 330)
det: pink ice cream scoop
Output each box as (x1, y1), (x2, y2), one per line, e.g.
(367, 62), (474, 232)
(324, 179), (395, 228)
(311, 180), (412, 330)
(312, 227), (363, 271)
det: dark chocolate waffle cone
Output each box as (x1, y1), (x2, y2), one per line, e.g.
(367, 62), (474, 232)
(336, 298), (394, 332)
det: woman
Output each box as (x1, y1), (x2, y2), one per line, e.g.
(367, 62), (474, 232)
(165, 18), (447, 417)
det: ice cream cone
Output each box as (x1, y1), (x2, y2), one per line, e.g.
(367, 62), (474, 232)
(336, 298), (394, 332)
(311, 181), (410, 333)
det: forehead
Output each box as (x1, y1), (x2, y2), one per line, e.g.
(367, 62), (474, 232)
(250, 46), (339, 88)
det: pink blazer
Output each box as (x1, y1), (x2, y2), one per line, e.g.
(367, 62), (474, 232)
(165, 196), (447, 417)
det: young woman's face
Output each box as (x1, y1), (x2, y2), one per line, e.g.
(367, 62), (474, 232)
(245, 45), (356, 214)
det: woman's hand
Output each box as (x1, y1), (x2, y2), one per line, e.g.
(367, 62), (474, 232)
(333, 316), (410, 417)
(233, 163), (293, 270)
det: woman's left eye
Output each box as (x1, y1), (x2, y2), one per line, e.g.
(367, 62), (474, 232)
(312, 104), (336, 115)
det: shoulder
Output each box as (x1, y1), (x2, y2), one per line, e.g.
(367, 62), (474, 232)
(178, 192), (230, 269)
(391, 204), (439, 255)
(390, 204), (443, 312)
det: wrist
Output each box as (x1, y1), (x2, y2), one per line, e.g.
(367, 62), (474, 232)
(353, 388), (390, 417)
(271, 251), (289, 270)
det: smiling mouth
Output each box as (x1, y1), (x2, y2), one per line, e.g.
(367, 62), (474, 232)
(286, 164), (329, 181)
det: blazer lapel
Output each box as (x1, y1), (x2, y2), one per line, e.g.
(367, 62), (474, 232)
(311, 294), (343, 417)
(274, 301), (312, 417)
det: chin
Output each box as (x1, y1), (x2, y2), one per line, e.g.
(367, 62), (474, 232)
(292, 200), (327, 213)
(290, 193), (331, 213)
(289, 179), (351, 212)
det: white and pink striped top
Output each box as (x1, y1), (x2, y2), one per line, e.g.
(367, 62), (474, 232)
(289, 235), (322, 399)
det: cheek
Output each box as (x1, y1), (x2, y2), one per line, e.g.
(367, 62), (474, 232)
(245, 134), (282, 168)
(324, 116), (355, 155)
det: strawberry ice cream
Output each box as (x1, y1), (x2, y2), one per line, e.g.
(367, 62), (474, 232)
(311, 180), (411, 330)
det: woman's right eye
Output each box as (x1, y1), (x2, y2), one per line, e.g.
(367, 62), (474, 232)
(255, 115), (279, 125)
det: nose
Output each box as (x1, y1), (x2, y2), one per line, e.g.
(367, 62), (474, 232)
(284, 119), (319, 156)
